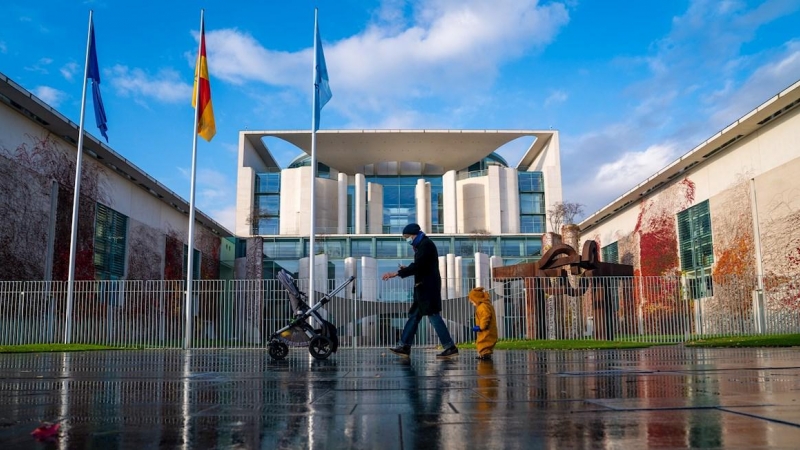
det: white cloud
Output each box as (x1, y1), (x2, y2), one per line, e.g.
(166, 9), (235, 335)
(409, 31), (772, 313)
(203, 0), (570, 124)
(595, 143), (678, 193)
(562, 0), (800, 217)
(220, 143), (238, 154)
(32, 85), (67, 107)
(207, 204), (236, 233)
(544, 90), (567, 107)
(709, 40), (800, 128)
(108, 65), (192, 103)
(24, 57), (52, 74)
(177, 167), (237, 231)
(60, 62), (80, 81)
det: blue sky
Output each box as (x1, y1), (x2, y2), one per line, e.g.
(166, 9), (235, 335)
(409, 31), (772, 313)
(1, 0), (799, 231)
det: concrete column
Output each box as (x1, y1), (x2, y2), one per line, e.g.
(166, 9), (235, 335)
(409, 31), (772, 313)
(416, 179), (431, 233)
(486, 166), (503, 234)
(542, 232), (562, 255)
(474, 252), (490, 288)
(355, 173), (366, 234)
(344, 257), (357, 300)
(438, 256), (447, 300)
(361, 256), (378, 301)
(561, 224), (580, 251)
(314, 253), (328, 308)
(443, 170), (458, 233)
(505, 167), (520, 233)
(490, 255), (505, 339)
(338, 173), (348, 234)
(367, 182), (383, 234)
(454, 256), (463, 298)
(446, 253), (456, 299)
(299, 256), (309, 281)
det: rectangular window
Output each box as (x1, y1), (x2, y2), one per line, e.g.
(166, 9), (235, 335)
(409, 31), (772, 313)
(254, 172), (280, 235)
(602, 242), (619, 264)
(518, 172), (544, 192)
(264, 240), (303, 259)
(350, 239), (373, 258)
(94, 203), (128, 280)
(255, 172), (281, 193)
(518, 172), (545, 233)
(182, 245), (201, 280)
(519, 193), (545, 214)
(677, 200), (714, 272)
(430, 238), (451, 255)
(376, 238), (413, 258)
(520, 216), (545, 233)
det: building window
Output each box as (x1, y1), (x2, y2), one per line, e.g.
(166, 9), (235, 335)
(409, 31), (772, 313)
(350, 239), (373, 258)
(183, 245), (201, 280)
(365, 175), (444, 235)
(94, 203), (128, 280)
(677, 201), (714, 272)
(678, 200), (714, 298)
(518, 172), (545, 233)
(518, 171), (544, 192)
(254, 172), (281, 235)
(602, 242), (619, 264)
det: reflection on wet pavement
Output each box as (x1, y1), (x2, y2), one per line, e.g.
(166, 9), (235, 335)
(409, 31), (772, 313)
(1, 347), (800, 449)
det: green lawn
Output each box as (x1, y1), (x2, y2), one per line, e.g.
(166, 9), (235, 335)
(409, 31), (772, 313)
(685, 334), (800, 348)
(457, 339), (658, 350)
(0, 344), (126, 353)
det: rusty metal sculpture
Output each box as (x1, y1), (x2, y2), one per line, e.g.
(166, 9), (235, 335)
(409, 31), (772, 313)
(493, 240), (634, 341)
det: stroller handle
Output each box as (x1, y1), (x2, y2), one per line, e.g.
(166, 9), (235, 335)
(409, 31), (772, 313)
(319, 275), (356, 305)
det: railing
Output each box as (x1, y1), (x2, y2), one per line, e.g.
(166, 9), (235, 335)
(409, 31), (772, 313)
(1, 276), (798, 348)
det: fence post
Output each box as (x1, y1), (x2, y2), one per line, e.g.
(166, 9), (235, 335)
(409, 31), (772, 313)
(17, 286), (25, 345)
(752, 289), (765, 334)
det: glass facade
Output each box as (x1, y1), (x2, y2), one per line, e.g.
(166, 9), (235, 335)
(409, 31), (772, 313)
(254, 171), (281, 235)
(262, 235), (542, 279)
(364, 175), (444, 234)
(254, 152), (548, 282)
(518, 172), (546, 233)
(94, 203), (128, 280)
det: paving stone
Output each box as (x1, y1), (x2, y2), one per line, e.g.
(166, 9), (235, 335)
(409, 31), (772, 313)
(2, 347), (800, 448)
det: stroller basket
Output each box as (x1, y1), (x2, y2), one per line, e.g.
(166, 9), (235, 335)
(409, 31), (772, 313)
(267, 269), (355, 361)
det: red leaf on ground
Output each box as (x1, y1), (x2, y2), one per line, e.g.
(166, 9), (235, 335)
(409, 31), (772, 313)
(31, 422), (60, 439)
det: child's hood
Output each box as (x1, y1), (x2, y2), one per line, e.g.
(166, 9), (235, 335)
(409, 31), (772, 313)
(469, 287), (490, 306)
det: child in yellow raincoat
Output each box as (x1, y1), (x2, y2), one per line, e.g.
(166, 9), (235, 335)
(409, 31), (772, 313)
(469, 287), (498, 360)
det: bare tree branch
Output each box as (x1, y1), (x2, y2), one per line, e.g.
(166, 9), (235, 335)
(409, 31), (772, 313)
(547, 201), (585, 231)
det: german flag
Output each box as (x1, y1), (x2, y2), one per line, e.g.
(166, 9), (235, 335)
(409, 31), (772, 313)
(192, 18), (216, 142)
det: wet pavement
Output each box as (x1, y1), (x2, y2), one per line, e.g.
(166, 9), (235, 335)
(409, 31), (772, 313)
(2, 347), (800, 449)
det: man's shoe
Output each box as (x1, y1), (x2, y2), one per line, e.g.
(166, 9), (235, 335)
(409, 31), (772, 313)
(389, 344), (410, 357)
(476, 354), (492, 361)
(436, 346), (458, 359)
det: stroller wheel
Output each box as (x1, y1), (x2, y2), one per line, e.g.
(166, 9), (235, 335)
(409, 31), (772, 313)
(268, 341), (289, 360)
(309, 336), (333, 360)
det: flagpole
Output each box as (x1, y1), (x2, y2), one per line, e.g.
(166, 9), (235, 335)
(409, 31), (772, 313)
(64, 10), (95, 344)
(309, 8), (320, 299)
(184, 9), (204, 349)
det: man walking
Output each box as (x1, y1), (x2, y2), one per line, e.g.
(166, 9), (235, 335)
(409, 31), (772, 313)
(382, 223), (458, 359)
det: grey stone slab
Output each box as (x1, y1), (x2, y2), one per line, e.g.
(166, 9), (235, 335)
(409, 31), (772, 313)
(3, 347), (800, 449)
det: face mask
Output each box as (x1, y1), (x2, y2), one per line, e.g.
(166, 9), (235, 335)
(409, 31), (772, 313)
(406, 237), (414, 244)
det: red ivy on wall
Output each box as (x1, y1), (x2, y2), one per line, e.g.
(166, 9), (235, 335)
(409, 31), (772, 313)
(164, 234), (183, 280)
(633, 178), (696, 277)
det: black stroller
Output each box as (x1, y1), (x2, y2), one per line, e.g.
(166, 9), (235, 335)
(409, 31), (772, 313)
(267, 269), (356, 360)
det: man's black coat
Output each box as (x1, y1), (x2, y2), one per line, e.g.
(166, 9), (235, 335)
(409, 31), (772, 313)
(397, 235), (442, 316)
